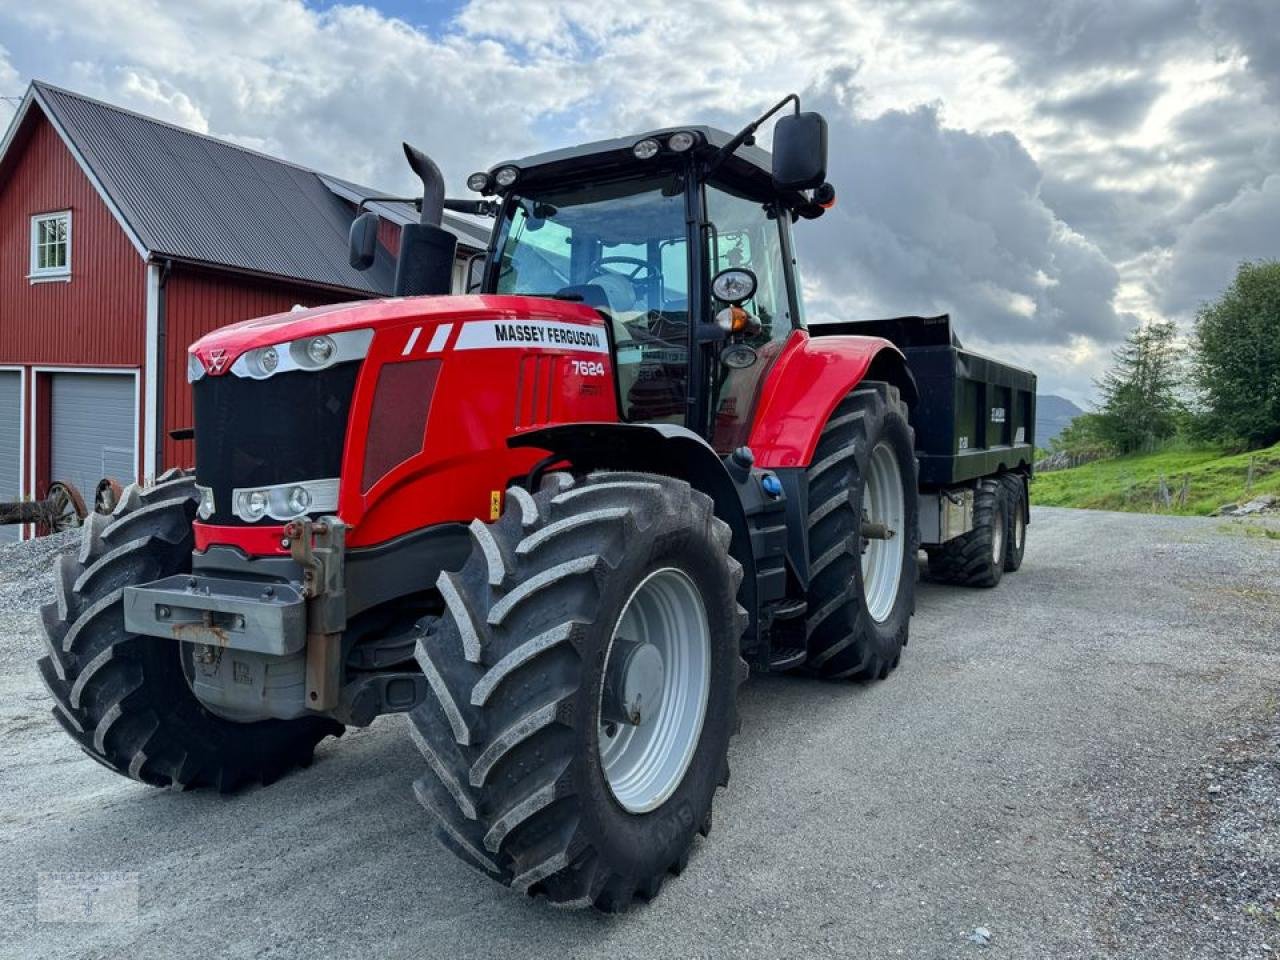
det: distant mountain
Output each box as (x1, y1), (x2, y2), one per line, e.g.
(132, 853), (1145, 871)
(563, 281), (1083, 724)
(1036, 394), (1084, 446)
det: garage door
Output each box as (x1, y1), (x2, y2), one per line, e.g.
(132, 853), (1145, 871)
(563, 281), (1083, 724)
(50, 373), (136, 504)
(0, 372), (20, 544)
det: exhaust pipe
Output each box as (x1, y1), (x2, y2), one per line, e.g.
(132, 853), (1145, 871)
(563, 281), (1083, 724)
(394, 142), (457, 297)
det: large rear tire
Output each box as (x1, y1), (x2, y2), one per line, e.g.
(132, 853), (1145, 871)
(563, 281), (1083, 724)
(926, 478), (1007, 588)
(37, 471), (342, 791)
(802, 383), (918, 681)
(408, 472), (747, 910)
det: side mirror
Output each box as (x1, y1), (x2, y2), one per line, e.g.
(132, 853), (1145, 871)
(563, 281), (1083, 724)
(464, 252), (485, 293)
(348, 211), (379, 270)
(772, 112), (828, 191)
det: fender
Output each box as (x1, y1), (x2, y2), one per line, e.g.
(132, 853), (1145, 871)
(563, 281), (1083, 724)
(747, 329), (918, 469)
(509, 422), (762, 649)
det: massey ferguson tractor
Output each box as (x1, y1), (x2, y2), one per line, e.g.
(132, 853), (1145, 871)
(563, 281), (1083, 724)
(38, 95), (1035, 910)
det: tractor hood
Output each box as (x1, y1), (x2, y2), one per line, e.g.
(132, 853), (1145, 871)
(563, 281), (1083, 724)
(188, 295), (603, 377)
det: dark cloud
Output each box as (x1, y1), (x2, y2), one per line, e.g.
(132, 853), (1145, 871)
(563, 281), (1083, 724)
(796, 92), (1124, 346)
(1157, 174), (1280, 315)
(1038, 76), (1165, 132)
(873, 0), (1200, 81)
(1200, 0), (1280, 99)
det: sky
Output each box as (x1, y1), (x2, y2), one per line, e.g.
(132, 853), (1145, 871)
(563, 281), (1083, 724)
(1, 0), (1277, 406)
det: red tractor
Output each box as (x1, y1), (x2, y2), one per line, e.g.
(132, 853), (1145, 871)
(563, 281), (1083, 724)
(38, 96), (1034, 910)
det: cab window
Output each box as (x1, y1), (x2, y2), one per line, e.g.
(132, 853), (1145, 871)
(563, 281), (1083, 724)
(704, 184), (795, 451)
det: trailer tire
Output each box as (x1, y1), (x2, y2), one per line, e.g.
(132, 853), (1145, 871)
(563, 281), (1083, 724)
(802, 383), (918, 681)
(37, 470), (342, 792)
(1000, 473), (1027, 572)
(407, 472), (747, 911)
(926, 478), (1007, 587)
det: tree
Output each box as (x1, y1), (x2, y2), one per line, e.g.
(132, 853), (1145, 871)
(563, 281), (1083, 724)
(1191, 260), (1280, 449)
(1094, 319), (1183, 454)
(1049, 412), (1114, 461)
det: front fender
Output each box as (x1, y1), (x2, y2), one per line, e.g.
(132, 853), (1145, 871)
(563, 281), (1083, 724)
(509, 422), (760, 649)
(747, 330), (917, 469)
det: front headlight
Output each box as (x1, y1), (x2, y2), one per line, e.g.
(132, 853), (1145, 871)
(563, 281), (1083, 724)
(231, 478), (339, 522)
(187, 352), (207, 383)
(230, 329), (373, 380)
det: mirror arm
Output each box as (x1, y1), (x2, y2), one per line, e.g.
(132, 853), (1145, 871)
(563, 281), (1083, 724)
(705, 93), (800, 178)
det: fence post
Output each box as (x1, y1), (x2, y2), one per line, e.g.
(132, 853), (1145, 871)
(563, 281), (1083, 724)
(1158, 473), (1171, 509)
(1178, 474), (1189, 508)
(1246, 456), (1255, 494)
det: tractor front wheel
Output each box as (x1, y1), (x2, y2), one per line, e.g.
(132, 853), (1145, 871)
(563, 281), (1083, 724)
(37, 471), (341, 790)
(407, 472), (747, 910)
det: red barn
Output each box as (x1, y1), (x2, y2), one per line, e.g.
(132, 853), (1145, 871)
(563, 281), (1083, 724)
(0, 81), (488, 540)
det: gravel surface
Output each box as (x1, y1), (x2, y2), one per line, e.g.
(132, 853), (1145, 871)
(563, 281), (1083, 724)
(0, 508), (1277, 959)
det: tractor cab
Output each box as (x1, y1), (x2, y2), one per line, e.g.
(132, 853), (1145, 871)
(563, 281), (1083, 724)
(472, 105), (833, 453)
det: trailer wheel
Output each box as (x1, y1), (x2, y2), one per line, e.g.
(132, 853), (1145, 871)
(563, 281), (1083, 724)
(999, 473), (1027, 572)
(926, 478), (1007, 587)
(407, 472), (747, 910)
(37, 470), (341, 791)
(802, 383), (918, 681)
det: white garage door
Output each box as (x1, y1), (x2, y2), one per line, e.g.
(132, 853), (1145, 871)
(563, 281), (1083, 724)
(50, 373), (136, 504)
(0, 372), (20, 544)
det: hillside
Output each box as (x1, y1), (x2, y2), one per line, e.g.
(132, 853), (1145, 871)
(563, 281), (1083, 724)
(1032, 441), (1280, 516)
(1036, 394), (1084, 446)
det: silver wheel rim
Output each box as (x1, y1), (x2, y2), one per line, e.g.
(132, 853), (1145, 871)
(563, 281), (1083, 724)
(992, 504), (1005, 564)
(598, 568), (711, 814)
(861, 441), (906, 623)
(1014, 507), (1025, 551)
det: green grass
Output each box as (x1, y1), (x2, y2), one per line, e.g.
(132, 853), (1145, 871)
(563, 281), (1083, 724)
(1031, 441), (1280, 516)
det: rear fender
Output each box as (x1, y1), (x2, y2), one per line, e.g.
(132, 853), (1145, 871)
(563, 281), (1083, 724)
(747, 330), (917, 469)
(509, 423), (760, 648)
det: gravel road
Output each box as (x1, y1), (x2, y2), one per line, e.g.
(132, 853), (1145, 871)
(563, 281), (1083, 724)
(1, 508), (1277, 959)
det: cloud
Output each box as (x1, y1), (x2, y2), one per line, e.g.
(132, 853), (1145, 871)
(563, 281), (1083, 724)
(1038, 76), (1165, 132)
(2, 0), (1277, 405)
(1156, 174), (1280, 316)
(796, 92), (1124, 346)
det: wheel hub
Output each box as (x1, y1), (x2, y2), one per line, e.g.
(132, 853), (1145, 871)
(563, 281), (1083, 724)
(598, 568), (711, 814)
(601, 638), (665, 726)
(860, 441), (907, 624)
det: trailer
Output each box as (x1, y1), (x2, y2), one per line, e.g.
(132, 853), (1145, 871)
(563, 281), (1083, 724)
(39, 95), (1038, 913)
(815, 313), (1035, 585)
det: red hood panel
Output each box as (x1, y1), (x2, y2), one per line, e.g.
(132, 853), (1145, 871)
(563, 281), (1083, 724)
(190, 294), (604, 374)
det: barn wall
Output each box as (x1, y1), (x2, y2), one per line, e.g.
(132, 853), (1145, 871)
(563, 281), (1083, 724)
(160, 265), (368, 468)
(0, 115), (146, 368)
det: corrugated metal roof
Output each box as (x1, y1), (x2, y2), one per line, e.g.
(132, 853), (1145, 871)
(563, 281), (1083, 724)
(28, 82), (482, 294)
(318, 174), (493, 250)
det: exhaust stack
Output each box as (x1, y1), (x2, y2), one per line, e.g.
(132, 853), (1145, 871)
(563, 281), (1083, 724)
(394, 142), (457, 297)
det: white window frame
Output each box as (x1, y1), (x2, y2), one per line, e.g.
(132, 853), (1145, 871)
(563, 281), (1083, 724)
(29, 210), (72, 283)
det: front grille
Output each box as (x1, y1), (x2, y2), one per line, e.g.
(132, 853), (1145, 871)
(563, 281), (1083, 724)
(193, 361), (360, 525)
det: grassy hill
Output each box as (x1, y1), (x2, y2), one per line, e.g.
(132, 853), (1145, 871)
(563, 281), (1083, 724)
(1032, 441), (1280, 516)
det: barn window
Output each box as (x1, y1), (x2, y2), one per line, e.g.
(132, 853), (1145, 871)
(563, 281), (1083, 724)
(30, 211), (71, 281)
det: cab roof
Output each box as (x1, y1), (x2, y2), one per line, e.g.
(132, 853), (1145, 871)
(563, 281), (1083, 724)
(489, 125), (784, 200)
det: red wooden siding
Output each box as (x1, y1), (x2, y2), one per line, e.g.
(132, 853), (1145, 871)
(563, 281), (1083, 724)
(161, 265), (367, 467)
(0, 115), (146, 367)
(377, 216), (402, 257)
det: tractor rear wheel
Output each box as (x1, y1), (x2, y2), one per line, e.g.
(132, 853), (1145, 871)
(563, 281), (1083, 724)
(37, 471), (341, 790)
(407, 472), (747, 910)
(802, 382), (918, 681)
(926, 478), (1007, 587)
(1000, 473), (1027, 572)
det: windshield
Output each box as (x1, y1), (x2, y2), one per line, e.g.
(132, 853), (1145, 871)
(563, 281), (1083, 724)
(496, 174), (690, 424)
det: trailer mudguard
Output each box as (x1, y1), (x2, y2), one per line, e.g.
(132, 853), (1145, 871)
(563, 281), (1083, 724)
(747, 330), (917, 469)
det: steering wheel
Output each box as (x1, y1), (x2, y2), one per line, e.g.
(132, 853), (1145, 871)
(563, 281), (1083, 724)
(595, 256), (661, 286)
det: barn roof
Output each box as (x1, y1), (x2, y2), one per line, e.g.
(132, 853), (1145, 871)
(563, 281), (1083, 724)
(0, 82), (487, 295)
